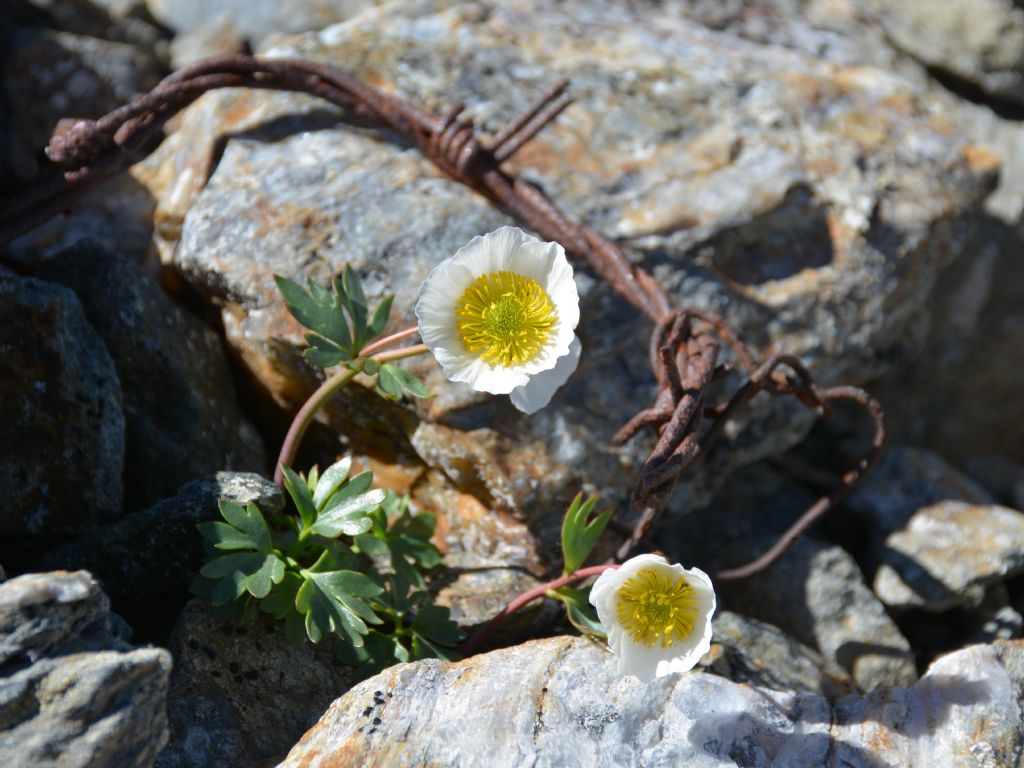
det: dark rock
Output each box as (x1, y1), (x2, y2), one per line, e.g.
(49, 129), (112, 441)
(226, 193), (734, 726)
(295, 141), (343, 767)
(36, 472), (282, 641)
(39, 242), (265, 511)
(4, 27), (164, 182)
(155, 598), (354, 768)
(0, 273), (124, 542)
(0, 571), (171, 768)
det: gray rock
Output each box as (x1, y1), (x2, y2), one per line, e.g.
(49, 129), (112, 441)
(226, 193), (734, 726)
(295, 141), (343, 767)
(146, 0), (367, 47)
(39, 242), (265, 511)
(36, 472), (282, 630)
(662, 461), (917, 691)
(704, 611), (853, 697)
(167, 14), (245, 70)
(873, 501), (1024, 612)
(862, 0), (1024, 105)
(156, 598), (354, 768)
(0, 273), (124, 540)
(141, 0), (993, 611)
(278, 635), (1024, 768)
(724, 537), (918, 692)
(0, 571), (172, 768)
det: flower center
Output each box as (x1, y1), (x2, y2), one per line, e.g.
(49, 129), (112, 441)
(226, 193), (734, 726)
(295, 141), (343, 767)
(615, 566), (700, 649)
(455, 271), (557, 367)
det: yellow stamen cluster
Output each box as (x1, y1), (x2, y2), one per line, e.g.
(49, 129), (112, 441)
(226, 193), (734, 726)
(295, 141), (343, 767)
(455, 270), (557, 367)
(615, 566), (700, 649)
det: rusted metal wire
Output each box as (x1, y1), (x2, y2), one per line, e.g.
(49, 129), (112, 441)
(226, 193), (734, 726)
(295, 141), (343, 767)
(0, 54), (885, 579)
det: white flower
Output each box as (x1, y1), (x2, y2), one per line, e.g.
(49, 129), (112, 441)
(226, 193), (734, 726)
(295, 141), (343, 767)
(589, 554), (716, 683)
(415, 226), (581, 414)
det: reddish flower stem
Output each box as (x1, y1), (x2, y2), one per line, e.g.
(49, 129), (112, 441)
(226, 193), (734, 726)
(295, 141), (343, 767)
(459, 563), (619, 655)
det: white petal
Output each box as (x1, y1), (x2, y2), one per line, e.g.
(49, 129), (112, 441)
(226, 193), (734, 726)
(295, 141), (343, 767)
(617, 639), (664, 683)
(508, 336), (582, 413)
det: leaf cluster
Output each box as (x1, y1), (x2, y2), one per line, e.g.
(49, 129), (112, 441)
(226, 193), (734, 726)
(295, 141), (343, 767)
(193, 457), (463, 669)
(273, 267), (429, 402)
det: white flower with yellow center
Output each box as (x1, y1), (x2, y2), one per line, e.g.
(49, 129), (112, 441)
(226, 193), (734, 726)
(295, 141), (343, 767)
(415, 227), (581, 414)
(590, 554), (716, 683)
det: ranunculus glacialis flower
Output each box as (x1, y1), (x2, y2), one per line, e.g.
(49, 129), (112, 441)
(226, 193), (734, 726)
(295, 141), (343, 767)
(590, 554), (716, 683)
(415, 227), (581, 414)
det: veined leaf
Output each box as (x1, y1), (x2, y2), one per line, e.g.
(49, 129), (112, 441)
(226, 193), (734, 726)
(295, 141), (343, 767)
(311, 488), (385, 537)
(368, 295), (393, 338)
(304, 334), (350, 368)
(340, 267), (369, 348)
(312, 457), (353, 510)
(246, 553), (286, 598)
(259, 572), (304, 620)
(296, 569), (384, 646)
(553, 585), (606, 638)
(199, 500), (272, 553)
(274, 274), (351, 347)
(282, 466), (317, 532)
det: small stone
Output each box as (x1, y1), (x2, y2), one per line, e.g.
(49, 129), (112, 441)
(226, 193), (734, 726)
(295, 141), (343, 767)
(0, 571), (171, 768)
(873, 501), (1024, 611)
(703, 611), (853, 696)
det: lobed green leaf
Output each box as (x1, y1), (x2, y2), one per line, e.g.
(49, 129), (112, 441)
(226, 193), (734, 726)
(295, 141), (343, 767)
(561, 493), (611, 576)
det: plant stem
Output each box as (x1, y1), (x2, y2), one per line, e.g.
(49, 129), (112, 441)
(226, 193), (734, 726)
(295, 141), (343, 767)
(274, 367), (359, 485)
(360, 326), (420, 357)
(372, 343), (429, 364)
(272, 343), (431, 485)
(459, 563), (619, 654)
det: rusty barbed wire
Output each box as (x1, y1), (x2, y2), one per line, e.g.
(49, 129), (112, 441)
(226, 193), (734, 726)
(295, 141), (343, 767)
(0, 54), (885, 580)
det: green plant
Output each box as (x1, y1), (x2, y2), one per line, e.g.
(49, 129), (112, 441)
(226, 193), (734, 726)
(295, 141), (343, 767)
(192, 457), (463, 668)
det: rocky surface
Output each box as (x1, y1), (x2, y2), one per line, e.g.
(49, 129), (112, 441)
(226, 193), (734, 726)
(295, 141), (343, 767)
(132, 0), (997, 622)
(663, 462), (917, 691)
(703, 611), (852, 697)
(279, 634), (1024, 768)
(873, 501), (1024, 612)
(36, 472), (281, 638)
(39, 242), (265, 511)
(0, 571), (172, 767)
(156, 598), (354, 768)
(0, 273), (124, 542)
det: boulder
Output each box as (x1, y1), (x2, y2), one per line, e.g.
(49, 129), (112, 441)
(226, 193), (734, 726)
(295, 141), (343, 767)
(279, 634), (1024, 768)
(39, 242), (265, 511)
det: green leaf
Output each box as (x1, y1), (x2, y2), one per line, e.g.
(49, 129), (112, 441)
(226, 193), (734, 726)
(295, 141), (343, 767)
(379, 364), (430, 399)
(304, 334), (350, 368)
(196, 520), (260, 551)
(199, 500), (272, 553)
(282, 466), (318, 532)
(381, 508), (441, 588)
(296, 570), (384, 646)
(561, 493), (611, 575)
(312, 457), (352, 510)
(311, 488), (385, 537)
(340, 267), (369, 347)
(260, 572), (303, 620)
(274, 274), (351, 347)
(336, 630), (407, 678)
(211, 568), (249, 607)
(327, 470), (373, 505)
(411, 603), (465, 649)
(199, 552), (265, 579)
(553, 585), (606, 638)
(246, 554), (286, 598)
(306, 465), (320, 494)
(368, 295), (393, 338)
(375, 364), (403, 400)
